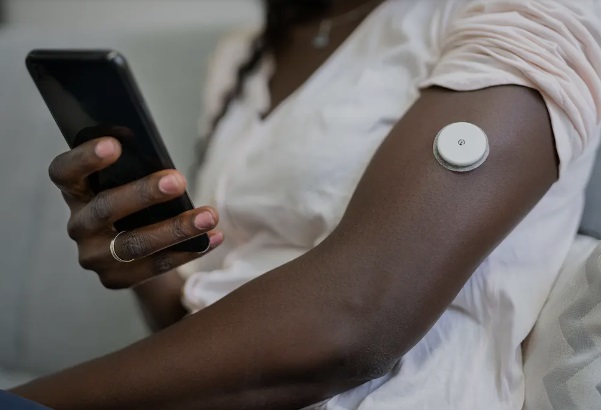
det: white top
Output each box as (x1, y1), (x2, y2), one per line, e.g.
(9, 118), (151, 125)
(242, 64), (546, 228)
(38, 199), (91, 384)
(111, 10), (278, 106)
(180, 1), (601, 408)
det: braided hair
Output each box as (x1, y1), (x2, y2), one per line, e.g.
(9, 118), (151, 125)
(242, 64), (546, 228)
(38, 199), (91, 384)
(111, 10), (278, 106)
(197, 0), (333, 163)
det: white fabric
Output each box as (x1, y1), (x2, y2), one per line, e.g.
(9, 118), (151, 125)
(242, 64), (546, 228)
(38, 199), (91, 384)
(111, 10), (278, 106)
(523, 235), (601, 410)
(180, 1), (601, 408)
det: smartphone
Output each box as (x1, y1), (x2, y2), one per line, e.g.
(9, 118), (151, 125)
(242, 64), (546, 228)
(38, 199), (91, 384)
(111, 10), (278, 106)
(26, 49), (210, 253)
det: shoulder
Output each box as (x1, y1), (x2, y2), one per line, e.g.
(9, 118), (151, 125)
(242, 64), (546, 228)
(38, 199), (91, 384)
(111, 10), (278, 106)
(422, 0), (601, 172)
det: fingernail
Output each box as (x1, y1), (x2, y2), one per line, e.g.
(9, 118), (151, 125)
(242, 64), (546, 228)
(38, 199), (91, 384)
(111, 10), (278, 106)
(194, 212), (215, 230)
(159, 175), (182, 194)
(209, 232), (224, 248)
(95, 140), (116, 158)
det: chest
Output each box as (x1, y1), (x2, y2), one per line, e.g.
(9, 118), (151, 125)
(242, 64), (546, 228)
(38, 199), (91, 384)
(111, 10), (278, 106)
(267, 20), (367, 117)
(201, 59), (426, 246)
(196, 2), (443, 245)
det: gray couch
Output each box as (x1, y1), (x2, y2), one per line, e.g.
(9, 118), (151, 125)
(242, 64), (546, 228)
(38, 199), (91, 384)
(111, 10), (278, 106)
(1, 23), (600, 390)
(0, 25), (223, 387)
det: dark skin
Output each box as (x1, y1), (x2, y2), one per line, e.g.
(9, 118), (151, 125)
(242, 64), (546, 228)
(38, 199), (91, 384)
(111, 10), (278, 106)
(12, 1), (559, 408)
(133, 0), (387, 331)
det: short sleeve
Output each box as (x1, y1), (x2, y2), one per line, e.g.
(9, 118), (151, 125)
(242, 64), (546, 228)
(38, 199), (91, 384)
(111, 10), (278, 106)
(420, 0), (601, 176)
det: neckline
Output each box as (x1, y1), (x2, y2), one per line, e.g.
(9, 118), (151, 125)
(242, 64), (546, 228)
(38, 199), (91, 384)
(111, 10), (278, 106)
(254, 0), (390, 125)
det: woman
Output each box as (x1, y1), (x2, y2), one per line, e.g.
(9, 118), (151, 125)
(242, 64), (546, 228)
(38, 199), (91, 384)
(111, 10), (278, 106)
(12, 0), (601, 408)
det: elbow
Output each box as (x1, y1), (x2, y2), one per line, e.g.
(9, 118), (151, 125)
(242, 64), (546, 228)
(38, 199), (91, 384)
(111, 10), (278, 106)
(310, 320), (403, 386)
(336, 347), (397, 385)
(337, 336), (401, 383)
(305, 291), (425, 386)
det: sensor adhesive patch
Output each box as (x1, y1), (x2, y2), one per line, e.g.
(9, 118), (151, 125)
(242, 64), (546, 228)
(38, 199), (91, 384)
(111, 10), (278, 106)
(433, 122), (489, 172)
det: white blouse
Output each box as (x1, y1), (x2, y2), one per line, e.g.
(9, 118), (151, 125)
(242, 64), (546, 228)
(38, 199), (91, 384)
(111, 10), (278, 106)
(180, 1), (601, 408)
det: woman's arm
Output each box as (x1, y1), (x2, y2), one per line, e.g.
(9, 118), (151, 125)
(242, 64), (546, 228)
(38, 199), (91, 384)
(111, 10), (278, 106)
(133, 270), (187, 332)
(12, 85), (558, 409)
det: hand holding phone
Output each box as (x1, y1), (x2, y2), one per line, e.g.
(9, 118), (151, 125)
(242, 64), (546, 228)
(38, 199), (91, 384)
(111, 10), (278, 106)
(48, 136), (223, 289)
(26, 49), (222, 288)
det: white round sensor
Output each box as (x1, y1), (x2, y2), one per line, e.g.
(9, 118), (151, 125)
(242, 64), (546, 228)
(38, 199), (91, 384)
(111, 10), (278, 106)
(434, 122), (489, 172)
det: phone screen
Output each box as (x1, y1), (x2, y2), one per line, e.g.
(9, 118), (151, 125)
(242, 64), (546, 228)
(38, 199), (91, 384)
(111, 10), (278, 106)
(28, 51), (209, 252)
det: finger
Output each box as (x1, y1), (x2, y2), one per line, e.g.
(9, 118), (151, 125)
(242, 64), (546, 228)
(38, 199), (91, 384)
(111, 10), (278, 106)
(147, 234), (223, 274)
(134, 232), (224, 283)
(81, 231), (222, 289)
(79, 228), (224, 273)
(78, 230), (224, 289)
(99, 246), (220, 290)
(49, 137), (121, 202)
(69, 170), (189, 237)
(113, 208), (220, 261)
(206, 230), (225, 250)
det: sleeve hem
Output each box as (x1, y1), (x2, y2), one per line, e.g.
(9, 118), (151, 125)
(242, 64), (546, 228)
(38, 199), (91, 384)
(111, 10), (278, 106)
(419, 75), (572, 178)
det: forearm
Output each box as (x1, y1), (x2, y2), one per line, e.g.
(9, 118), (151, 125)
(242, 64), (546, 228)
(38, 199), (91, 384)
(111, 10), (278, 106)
(133, 270), (188, 332)
(12, 252), (371, 410)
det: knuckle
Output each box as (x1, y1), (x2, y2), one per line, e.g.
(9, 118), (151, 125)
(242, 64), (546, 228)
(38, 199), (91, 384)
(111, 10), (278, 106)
(48, 155), (67, 185)
(170, 217), (192, 242)
(99, 274), (128, 290)
(78, 254), (96, 271)
(152, 253), (175, 275)
(89, 191), (113, 224)
(134, 177), (160, 205)
(121, 232), (153, 259)
(67, 218), (81, 240)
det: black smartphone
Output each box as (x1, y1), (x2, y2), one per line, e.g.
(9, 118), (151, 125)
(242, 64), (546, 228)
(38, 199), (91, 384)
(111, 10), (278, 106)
(26, 49), (210, 253)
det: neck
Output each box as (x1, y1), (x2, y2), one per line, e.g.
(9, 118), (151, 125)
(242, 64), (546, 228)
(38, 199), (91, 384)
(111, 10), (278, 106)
(264, 0), (384, 25)
(263, 0), (384, 50)
(324, 0), (382, 19)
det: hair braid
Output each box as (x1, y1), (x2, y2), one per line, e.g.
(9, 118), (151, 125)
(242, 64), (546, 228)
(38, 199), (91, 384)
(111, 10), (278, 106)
(195, 0), (332, 165)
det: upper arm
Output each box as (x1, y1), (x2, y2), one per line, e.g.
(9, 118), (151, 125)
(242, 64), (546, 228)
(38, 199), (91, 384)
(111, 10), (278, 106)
(310, 84), (558, 360)
(304, 0), (601, 362)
